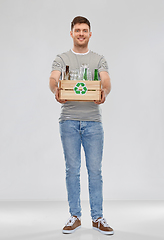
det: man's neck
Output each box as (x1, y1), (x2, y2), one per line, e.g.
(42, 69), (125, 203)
(72, 46), (89, 54)
(71, 49), (90, 55)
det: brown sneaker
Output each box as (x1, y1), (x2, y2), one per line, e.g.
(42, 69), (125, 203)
(62, 216), (81, 234)
(92, 217), (114, 235)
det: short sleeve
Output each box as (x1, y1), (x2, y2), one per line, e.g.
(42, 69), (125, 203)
(51, 56), (64, 72)
(98, 56), (109, 73)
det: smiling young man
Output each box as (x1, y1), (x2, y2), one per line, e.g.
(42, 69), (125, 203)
(70, 22), (92, 52)
(49, 16), (114, 235)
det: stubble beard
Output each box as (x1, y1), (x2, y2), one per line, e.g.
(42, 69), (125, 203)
(74, 39), (89, 50)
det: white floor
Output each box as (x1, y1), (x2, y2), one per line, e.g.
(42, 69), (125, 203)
(0, 201), (164, 240)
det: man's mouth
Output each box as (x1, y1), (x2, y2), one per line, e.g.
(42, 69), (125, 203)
(78, 37), (85, 41)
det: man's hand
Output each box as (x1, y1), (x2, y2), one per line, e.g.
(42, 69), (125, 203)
(94, 89), (106, 105)
(54, 88), (67, 104)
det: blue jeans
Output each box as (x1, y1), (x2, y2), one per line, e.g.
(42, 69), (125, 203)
(59, 120), (104, 220)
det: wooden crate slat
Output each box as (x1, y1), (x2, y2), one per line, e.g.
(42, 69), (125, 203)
(60, 89), (101, 101)
(60, 80), (101, 90)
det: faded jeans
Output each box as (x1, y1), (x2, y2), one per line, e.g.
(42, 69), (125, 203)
(59, 120), (104, 220)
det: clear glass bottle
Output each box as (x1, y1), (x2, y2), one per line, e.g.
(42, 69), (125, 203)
(88, 70), (92, 80)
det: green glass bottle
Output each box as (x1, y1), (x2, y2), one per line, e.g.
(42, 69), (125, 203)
(83, 68), (88, 80)
(94, 69), (99, 81)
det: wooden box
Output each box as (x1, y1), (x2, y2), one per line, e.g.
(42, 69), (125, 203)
(59, 80), (101, 101)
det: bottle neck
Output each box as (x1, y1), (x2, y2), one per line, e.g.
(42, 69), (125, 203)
(94, 69), (98, 80)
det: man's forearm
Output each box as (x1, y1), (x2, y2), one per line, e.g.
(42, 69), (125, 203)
(49, 77), (58, 94)
(102, 82), (111, 97)
(99, 71), (111, 97)
(101, 76), (111, 98)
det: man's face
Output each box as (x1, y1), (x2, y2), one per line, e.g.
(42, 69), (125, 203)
(70, 23), (92, 48)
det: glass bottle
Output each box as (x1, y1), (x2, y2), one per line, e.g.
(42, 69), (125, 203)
(83, 68), (88, 80)
(65, 65), (70, 80)
(94, 69), (99, 81)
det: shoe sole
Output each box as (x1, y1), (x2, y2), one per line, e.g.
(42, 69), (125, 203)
(92, 226), (114, 235)
(62, 225), (81, 234)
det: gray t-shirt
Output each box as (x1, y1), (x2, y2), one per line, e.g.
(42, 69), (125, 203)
(51, 49), (109, 122)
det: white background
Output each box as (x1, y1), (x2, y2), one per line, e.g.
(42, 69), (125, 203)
(0, 0), (164, 201)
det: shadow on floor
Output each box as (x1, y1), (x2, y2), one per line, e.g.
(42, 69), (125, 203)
(4, 228), (163, 240)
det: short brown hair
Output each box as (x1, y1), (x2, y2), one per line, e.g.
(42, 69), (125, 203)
(71, 16), (91, 30)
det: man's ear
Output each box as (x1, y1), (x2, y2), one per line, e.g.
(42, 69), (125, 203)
(89, 32), (92, 38)
(70, 31), (73, 38)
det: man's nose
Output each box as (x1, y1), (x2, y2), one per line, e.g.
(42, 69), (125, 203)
(79, 30), (84, 35)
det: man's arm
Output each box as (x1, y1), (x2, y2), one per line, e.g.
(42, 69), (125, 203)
(94, 71), (111, 104)
(49, 70), (67, 103)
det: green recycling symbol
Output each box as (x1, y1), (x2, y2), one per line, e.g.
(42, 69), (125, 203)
(74, 82), (88, 95)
